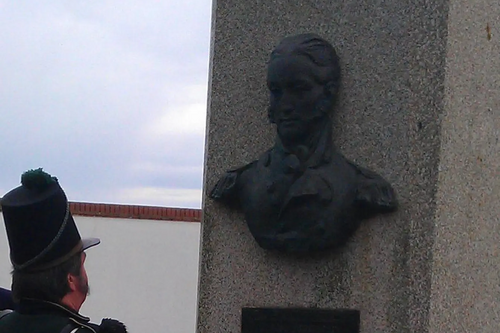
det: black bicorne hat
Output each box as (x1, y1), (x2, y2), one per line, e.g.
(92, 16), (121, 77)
(1, 168), (100, 272)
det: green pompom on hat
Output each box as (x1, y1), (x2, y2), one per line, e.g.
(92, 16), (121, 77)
(20, 168), (58, 190)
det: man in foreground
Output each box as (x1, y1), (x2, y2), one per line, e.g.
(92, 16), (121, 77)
(0, 168), (127, 333)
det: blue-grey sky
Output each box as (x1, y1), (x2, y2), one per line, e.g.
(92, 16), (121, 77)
(0, 1), (212, 208)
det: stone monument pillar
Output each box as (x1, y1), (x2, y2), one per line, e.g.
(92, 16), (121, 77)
(198, 0), (499, 332)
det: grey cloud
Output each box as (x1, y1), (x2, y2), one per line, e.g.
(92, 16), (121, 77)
(0, 1), (211, 207)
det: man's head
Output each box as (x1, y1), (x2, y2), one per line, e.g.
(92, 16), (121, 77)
(267, 33), (341, 144)
(11, 250), (90, 310)
(1, 168), (99, 310)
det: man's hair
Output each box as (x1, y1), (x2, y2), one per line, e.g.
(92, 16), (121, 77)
(269, 33), (341, 88)
(11, 251), (82, 303)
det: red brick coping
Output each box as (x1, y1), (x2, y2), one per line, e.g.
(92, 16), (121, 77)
(69, 202), (201, 222)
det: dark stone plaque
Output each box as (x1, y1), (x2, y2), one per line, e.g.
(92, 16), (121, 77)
(241, 308), (360, 333)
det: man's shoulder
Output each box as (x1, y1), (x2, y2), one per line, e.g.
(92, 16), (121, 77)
(65, 321), (99, 333)
(76, 319), (127, 333)
(0, 311), (70, 332)
(60, 324), (97, 333)
(0, 313), (127, 333)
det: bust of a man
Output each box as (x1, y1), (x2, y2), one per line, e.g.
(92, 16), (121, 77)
(210, 33), (398, 253)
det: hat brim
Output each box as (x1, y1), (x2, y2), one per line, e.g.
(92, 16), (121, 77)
(82, 237), (100, 251)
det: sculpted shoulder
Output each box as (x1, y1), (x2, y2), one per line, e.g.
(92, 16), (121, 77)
(347, 160), (399, 217)
(209, 150), (271, 206)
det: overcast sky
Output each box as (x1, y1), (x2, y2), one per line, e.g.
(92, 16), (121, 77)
(0, 1), (212, 208)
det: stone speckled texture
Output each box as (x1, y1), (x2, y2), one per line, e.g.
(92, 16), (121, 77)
(199, 0), (452, 332)
(428, 0), (500, 332)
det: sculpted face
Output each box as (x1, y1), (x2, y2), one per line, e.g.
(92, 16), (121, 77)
(267, 54), (332, 144)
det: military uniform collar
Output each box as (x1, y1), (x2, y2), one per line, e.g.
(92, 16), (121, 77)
(17, 298), (90, 323)
(273, 117), (333, 168)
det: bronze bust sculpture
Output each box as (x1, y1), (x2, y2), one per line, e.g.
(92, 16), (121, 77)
(210, 33), (398, 253)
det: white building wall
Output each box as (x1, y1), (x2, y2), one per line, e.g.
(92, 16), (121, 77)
(0, 215), (201, 333)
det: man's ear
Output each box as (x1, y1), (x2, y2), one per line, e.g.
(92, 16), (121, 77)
(67, 274), (79, 292)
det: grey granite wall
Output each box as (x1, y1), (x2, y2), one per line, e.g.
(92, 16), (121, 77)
(198, 0), (498, 332)
(428, 0), (500, 331)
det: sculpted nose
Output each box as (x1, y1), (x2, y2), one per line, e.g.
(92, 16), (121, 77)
(278, 95), (294, 116)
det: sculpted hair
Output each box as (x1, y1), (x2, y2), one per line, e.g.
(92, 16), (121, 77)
(11, 251), (82, 303)
(269, 33), (341, 88)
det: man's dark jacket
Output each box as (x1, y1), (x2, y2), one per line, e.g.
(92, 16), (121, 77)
(0, 299), (127, 333)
